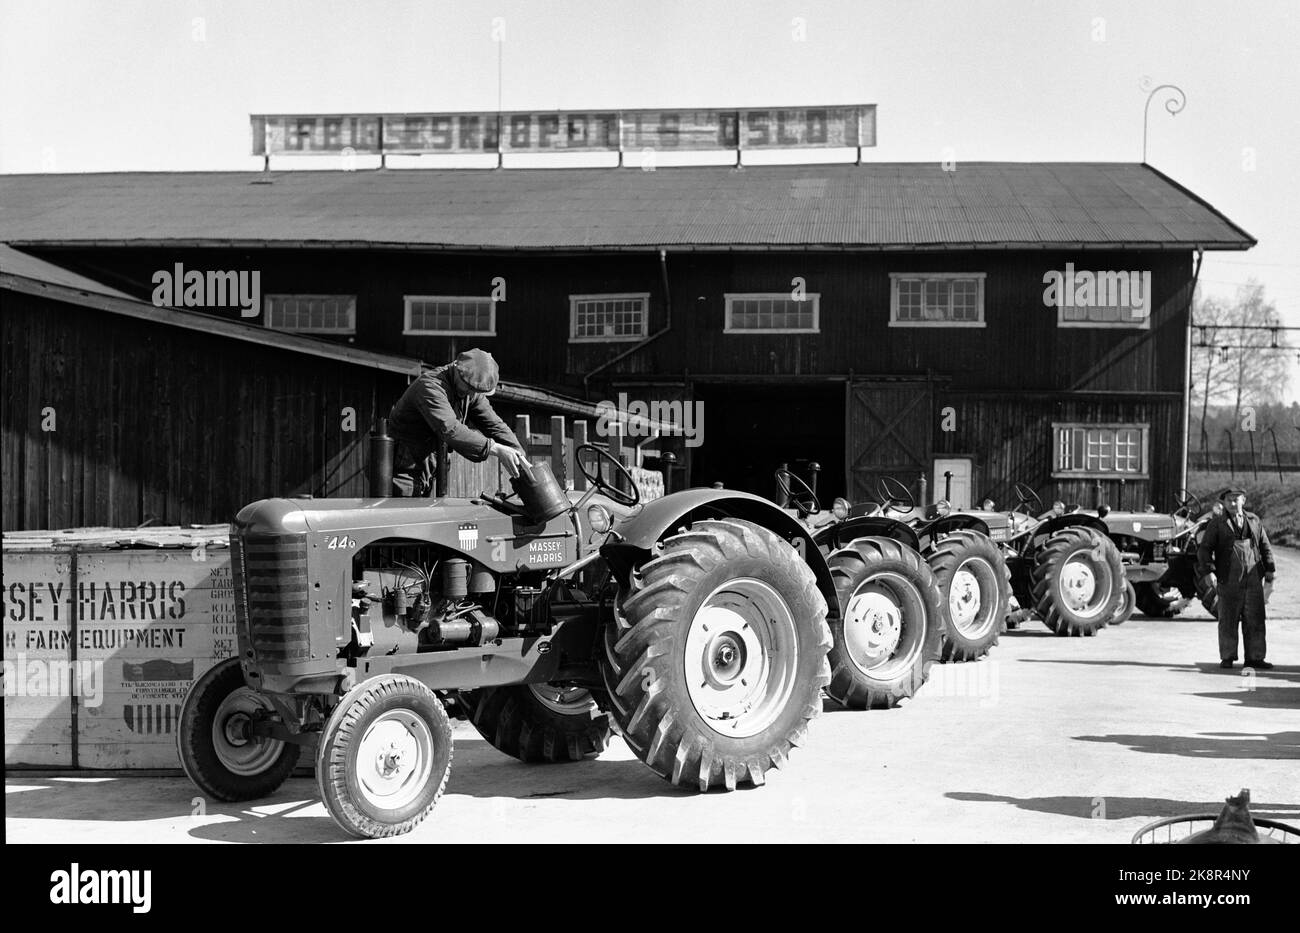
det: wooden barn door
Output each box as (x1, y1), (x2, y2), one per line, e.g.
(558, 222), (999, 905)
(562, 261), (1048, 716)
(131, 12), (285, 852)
(845, 380), (934, 505)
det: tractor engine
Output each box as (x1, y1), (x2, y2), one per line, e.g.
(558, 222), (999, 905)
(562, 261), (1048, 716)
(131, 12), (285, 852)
(351, 554), (552, 658)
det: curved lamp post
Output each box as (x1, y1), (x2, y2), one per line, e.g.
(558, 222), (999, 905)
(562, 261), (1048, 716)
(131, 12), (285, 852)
(1142, 82), (1187, 162)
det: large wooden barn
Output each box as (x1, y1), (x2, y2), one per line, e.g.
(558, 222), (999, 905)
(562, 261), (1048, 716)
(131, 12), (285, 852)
(0, 161), (1254, 529)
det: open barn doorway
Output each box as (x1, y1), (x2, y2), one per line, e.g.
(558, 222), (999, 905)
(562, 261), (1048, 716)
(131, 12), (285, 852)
(689, 382), (845, 503)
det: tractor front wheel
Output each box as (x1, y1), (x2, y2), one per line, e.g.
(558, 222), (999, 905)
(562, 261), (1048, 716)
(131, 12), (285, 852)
(317, 675), (453, 839)
(177, 658), (300, 802)
(826, 536), (946, 708)
(1110, 579), (1137, 625)
(599, 518), (831, 792)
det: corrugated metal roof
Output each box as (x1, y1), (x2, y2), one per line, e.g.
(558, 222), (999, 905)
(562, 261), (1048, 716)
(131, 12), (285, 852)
(0, 162), (1254, 250)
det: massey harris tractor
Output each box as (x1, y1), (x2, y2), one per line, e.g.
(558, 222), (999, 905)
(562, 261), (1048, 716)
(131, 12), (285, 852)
(179, 447), (838, 838)
(800, 473), (1126, 642)
(776, 466), (949, 707)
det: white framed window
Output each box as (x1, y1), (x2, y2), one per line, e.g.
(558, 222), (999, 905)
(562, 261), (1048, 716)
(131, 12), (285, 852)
(724, 293), (820, 333)
(569, 293), (650, 342)
(889, 273), (986, 327)
(1052, 422), (1149, 478)
(403, 296), (496, 336)
(264, 294), (356, 334)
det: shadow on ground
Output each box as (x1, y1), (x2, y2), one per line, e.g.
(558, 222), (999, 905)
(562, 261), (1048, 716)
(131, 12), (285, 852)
(945, 791), (1300, 822)
(6, 738), (703, 843)
(1072, 730), (1300, 760)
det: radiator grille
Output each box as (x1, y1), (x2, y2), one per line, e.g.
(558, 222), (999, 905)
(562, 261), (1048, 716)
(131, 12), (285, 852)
(232, 531), (311, 662)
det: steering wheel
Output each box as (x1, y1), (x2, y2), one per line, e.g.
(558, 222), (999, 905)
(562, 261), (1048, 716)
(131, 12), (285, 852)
(1173, 488), (1203, 519)
(1013, 482), (1043, 516)
(775, 468), (820, 515)
(575, 444), (641, 507)
(876, 476), (915, 512)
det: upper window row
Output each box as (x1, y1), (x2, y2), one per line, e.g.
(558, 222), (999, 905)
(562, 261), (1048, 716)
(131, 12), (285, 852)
(263, 275), (1149, 336)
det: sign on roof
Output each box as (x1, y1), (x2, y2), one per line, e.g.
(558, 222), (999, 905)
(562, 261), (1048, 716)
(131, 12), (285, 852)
(251, 106), (876, 156)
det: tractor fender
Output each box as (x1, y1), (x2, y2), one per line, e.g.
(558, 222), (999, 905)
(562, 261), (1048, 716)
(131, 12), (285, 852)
(601, 488), (838, 615)
(1035, 512), (1110, 541)
(921, 514), (991, 541)
(812, 515), (922, 554)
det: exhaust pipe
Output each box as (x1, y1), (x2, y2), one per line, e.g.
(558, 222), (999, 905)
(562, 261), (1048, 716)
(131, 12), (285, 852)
(368, 419), (394, 498)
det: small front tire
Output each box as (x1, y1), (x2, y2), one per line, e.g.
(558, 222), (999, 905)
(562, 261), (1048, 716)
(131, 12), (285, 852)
(177, 658), (300, 802)
(317, 675), (453, 839)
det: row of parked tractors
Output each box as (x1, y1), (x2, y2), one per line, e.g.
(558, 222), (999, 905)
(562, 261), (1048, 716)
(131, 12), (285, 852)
(176, 444), (1222, 838)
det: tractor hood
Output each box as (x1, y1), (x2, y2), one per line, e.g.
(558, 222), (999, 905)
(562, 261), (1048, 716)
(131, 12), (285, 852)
(1084, 510), (1177, 537)
(234, 496), (520, 536)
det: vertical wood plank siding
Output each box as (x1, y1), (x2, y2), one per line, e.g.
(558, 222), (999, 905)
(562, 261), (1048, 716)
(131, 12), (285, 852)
(2, 292), (403, 530)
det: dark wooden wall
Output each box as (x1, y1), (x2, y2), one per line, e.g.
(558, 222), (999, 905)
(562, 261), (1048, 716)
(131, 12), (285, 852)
(1, 291), (406, 531)
(40, 246), (1192, 396)
(23, 244), (1194, 512)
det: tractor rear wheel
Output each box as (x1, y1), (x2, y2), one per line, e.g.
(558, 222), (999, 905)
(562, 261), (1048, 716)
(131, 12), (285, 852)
(462, 684), (610, 763)
(598, 518), (831, 792)
(177, 658), (300, 802)
(1110, 579), (1137, 625)
(826, 536), (946, 708)
(316, 675), (453, 838)
(927, 530), (1010, 662)
(1031, 527), (1123, 636)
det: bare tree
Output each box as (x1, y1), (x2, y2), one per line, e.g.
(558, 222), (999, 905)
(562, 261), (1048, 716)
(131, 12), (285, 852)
(1190, 280), (1292, 447)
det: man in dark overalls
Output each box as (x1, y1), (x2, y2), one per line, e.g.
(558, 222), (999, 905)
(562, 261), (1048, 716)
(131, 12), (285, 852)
(1196, 488), (1276, 670)
(387, 349), (528, 496)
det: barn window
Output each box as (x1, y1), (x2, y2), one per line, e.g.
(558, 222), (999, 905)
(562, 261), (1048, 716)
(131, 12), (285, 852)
(403, 296), (496, 336)
(569, 294), (650, 342)
(724, 294), (820, 333)
(889, 274), (985, 327)
(1052, 423), (1149, 478)
(264, 295), (356, 334)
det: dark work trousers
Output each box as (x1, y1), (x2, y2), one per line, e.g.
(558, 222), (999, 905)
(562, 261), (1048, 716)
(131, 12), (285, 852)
(391, 441), (433, 497)
(1217, 537), (1267, 663)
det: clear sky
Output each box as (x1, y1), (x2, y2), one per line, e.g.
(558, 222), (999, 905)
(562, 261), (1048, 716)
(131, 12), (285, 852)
(2, 0), (1297, 394)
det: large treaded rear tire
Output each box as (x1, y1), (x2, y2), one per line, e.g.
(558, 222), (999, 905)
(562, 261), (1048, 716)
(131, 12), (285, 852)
(178, 658), (300, 802)
(316, 674), (453, 839)
(598, 518), (831, 792)
(1031, 527), (1122, 636)
(462, 684), (610, 763)
(826, 536), (946, 709)
(927, 530), (1010, 662)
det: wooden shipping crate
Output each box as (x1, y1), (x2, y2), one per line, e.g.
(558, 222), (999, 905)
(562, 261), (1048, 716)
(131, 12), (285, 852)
(3, 526), (234, 769)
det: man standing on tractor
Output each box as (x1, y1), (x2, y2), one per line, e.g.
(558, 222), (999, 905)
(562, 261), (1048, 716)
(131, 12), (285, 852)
(388, 348), (529, 495)
(1197, 488), (1277, 671)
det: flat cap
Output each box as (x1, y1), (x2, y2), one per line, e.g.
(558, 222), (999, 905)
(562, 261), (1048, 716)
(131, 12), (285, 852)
(453, 348), (500, 393)
(1219, 487), (1247, 500)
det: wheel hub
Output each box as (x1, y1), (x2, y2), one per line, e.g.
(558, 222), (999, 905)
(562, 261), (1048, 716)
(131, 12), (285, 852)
(948, 569), (982, 629)
(356, 712), (434, 810)
(210, 687), (284, 776)
(683, 578), (799, 739)
(1060, 559), (1098, 611)
(845, 591), (902, 663)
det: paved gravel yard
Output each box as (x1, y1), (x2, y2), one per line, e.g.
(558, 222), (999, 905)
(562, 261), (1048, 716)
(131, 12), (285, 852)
(7, 548), (1298, 844)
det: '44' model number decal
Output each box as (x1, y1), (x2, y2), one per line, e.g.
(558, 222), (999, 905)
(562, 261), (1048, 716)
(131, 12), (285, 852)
(326, 535), (357, 550)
